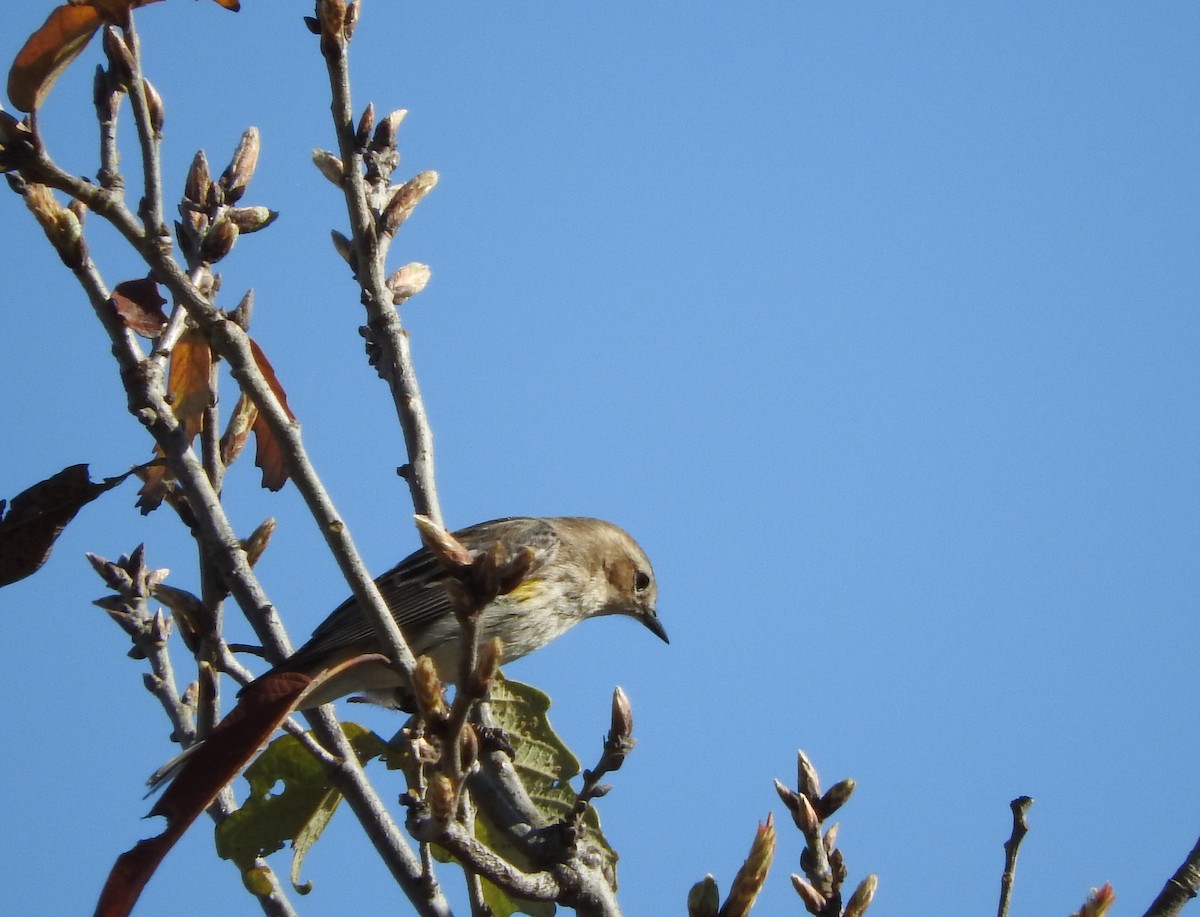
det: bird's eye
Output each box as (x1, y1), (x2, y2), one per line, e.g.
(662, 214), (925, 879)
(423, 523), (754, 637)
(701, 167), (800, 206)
(634, 570), (651, 593)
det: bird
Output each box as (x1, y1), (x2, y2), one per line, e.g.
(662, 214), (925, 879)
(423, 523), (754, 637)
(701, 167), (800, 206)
(268, 515), (668, 708)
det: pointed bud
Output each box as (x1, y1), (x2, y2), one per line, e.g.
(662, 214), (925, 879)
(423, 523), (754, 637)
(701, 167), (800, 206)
(371, 109), (407, 151)
(355, 103), (374, 149)
(774, 779), (802, 820)
(312, 148), (345, 186)
(200, 219), (239, 263)
(93, 66), (120, 122)
(686, 876), (719, 917)
(610, 686), (634, 744)
(818, 778), (856, 819)
(185, 150), (212, 207)
(844, 874), (878, 917)
(387, 262), (431, 304)
(330, 229), (355, 264)
(797, 749), (821, 800)
(790, 875), (827, 914)
(344, 1), (360, 40)
(101, 27), (135, 84)
(241, 517), (276, 568)
(142, 78), (164, 133)
(221, 127), (260, 203)
(795, 792), (820, 837)
(822, 822), (839, 855)
(303, 15), (320, 35)
(228, 288), (254, 331)
(227, 206), (278, 234)
(379, 170), (438, 236)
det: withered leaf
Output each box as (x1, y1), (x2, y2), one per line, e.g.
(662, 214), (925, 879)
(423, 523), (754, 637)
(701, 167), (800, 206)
(7, 5), (103, 113)
(168, 328), (213, 442)
(219, 392), (258, 467)
(133, 451), (172, 515)
(94, 654), (386, 917)
(110, 277), (167, 338)
(8, 0), (236, 113)
(248, 338), (294, 492)
(0, 463), (131, 587)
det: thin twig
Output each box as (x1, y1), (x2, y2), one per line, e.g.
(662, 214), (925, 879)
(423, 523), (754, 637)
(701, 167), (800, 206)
(998, 796), (1033, 917)
(318, 8), (444, 527)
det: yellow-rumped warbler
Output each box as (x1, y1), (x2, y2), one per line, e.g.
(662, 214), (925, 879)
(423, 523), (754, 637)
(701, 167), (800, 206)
(272, 516), (667, 707)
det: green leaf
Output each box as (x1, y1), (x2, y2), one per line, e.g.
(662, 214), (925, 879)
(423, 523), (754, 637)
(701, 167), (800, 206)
(214, 723), (385, 893)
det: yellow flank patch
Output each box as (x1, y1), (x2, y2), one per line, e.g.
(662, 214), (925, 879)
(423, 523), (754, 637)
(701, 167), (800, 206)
(506, 578), (542, 603)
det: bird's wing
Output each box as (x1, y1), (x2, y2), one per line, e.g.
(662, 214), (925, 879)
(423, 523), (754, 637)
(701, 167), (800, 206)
(283, 517), (560, 670)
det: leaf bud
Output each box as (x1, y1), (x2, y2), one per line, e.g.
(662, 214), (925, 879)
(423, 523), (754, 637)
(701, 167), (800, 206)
(312, 148), (345, 186)
(371, 109), (408, 151)
(101, 26), (136, 84)
(141, 78), (164, 133)
(686, 876), (719, 917)
(387, 262), (431, 304)
(330, 229), (354, 264)
(797, 749), (822, 800)
(355, 103), (374, 149)
(844, 874), (878, 917)
(379, 170), (438, 237)
(93, 66), (120, 123)
(227, 206), (278, 234)
(200, 218), (239, 263)
(185, 150), (212, 207)
(818, 778), (856, 819)
(241, 517), (276, 568)
(220, 127), (260, 203)
(790, 875), (827, 914)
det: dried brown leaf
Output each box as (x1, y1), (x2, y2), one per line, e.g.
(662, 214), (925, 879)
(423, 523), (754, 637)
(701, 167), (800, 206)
(167, 328), (212, 442)
(247, 337), (294, 491)
(0, 463), (130, 587)
(109, 277), (167, 338)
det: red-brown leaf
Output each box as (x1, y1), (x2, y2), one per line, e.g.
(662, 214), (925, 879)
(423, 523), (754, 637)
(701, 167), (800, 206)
(168, 328), (212, 442)
(0, 464), (130, 587)
(248, 338), (294, 491)
(94, 653), (387, 917)
(110, 277), (167, 338)
(7, 5), (102, 112)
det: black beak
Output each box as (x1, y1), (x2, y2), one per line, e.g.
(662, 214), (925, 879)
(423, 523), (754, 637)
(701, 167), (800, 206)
(641, 609), (669, 644)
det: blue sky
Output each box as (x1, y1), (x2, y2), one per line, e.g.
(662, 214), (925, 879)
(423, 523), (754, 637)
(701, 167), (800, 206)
(2, 2), (1199, 914)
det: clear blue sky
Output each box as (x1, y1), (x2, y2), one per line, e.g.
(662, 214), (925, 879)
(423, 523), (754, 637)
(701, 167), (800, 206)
(2, 2), (1199, 914)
